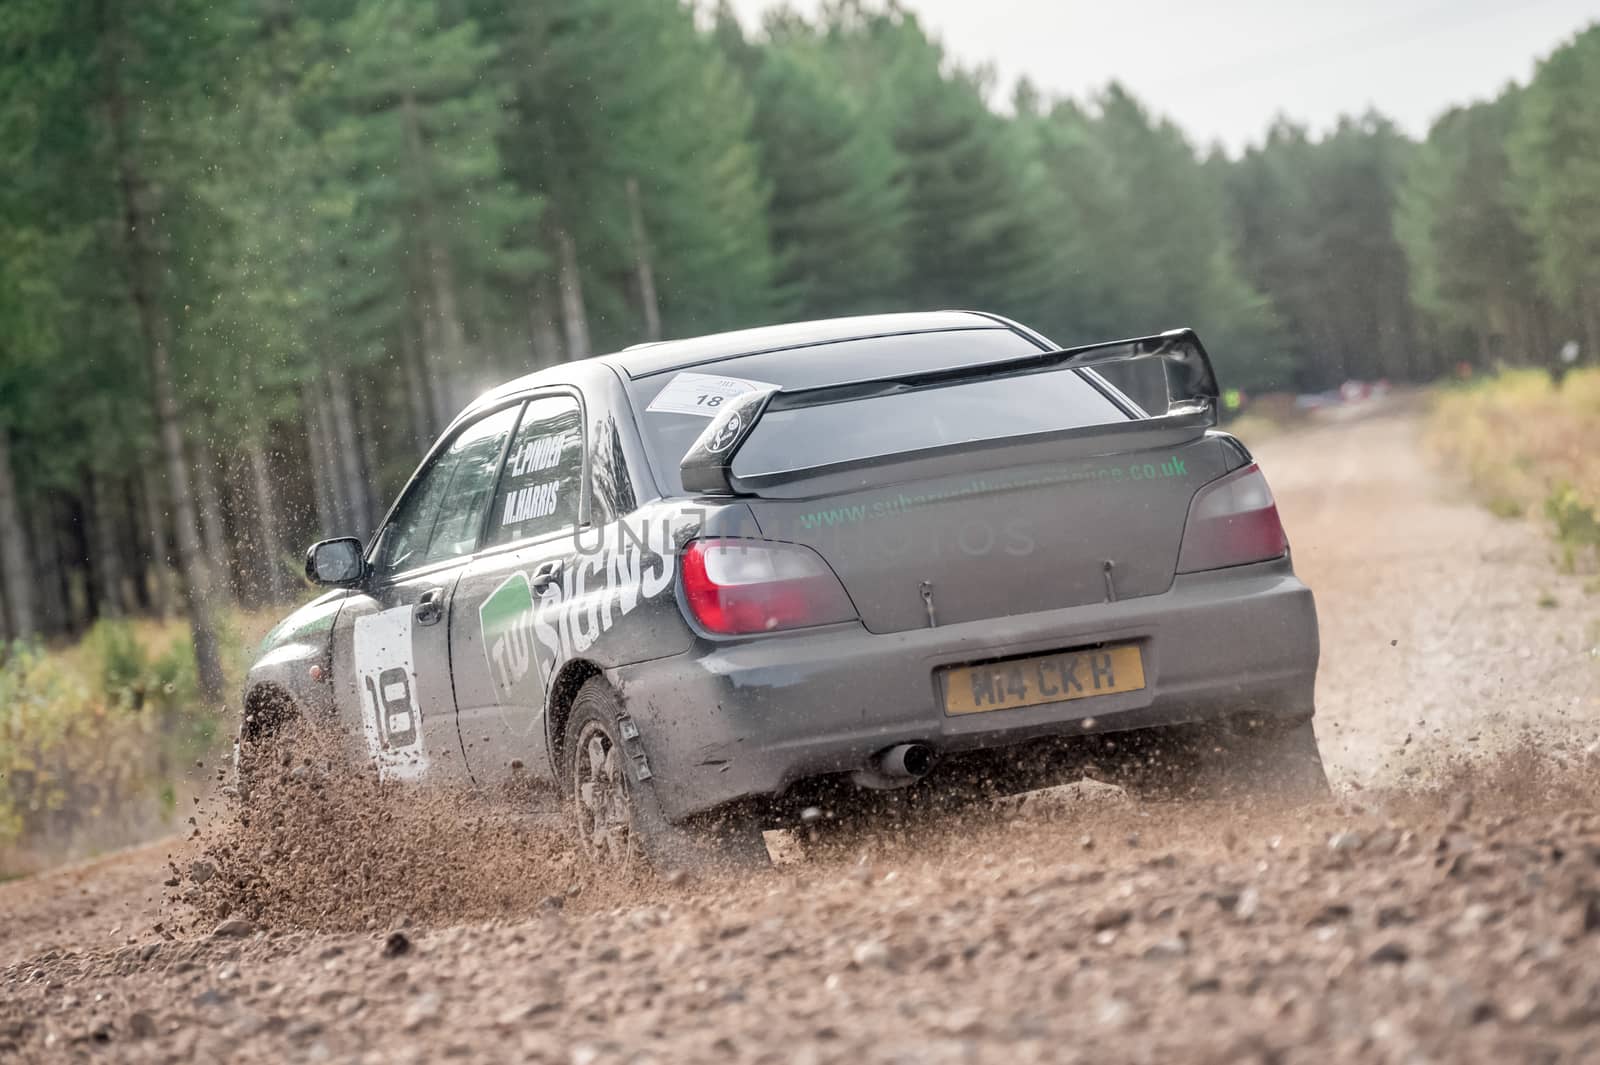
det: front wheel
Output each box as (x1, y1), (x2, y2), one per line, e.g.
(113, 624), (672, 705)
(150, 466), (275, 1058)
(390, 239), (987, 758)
(563, 679), (769, 874)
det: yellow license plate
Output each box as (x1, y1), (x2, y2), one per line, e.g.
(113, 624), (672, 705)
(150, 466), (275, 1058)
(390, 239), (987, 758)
(940, 644), (1146, 716)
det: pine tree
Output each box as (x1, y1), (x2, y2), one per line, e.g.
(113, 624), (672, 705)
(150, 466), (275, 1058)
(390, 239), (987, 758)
(476, 0), (776, 349)
(735, 39), (907, 318)
(1226, 115), (1421, 387)
(318, 0), (541, 400)
(1398, 94), (1554, 368)
(1508, 25), (1600, 352)
(1009, 86), (1284, 388)
(802, 4), (1053, 318)
(91, 0), (230, 697)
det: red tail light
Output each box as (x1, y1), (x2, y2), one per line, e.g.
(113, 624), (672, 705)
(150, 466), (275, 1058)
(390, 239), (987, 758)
(1176, 463), (1289, 573)
(681, 539), (857, 635)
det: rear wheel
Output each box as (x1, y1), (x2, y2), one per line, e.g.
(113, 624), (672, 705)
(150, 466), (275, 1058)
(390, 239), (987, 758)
(570, 714), (637, 868)
(562, 679), (769, 874)
(1120, 715), (1329, 804)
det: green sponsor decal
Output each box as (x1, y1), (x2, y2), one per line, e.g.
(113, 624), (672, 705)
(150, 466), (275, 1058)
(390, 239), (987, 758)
(480, 572), (536, 693)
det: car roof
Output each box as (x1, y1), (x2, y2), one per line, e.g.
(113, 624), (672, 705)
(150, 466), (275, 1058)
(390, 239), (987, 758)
(462, 310), (1020, 419)
(602, 310), (1011, 379)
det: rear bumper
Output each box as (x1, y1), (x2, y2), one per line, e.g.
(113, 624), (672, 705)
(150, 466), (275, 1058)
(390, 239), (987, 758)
(609, 558), (1318, 821)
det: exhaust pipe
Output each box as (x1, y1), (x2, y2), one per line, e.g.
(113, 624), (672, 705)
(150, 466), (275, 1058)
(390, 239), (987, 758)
(852, 743), (934, 789)
(879, 743), (934, 779)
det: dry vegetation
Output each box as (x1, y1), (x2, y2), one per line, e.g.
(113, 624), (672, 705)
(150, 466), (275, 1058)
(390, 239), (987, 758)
(1429, 368), (1600, 572)
(0, 612), (276, 877)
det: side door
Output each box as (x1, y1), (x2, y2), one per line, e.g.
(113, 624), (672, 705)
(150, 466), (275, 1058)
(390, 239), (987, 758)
(330, 402), (522, 783)
(448, 392), (587, 790)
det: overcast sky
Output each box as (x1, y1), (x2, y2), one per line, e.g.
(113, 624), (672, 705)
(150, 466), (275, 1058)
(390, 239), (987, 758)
(724, 0), (1600, 152)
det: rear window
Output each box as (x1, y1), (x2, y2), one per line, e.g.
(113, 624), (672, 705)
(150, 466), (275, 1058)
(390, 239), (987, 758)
(627, 329), (1130, 494)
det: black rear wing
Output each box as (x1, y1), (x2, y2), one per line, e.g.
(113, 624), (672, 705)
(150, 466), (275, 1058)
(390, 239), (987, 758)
(679, 327), (1219, 497)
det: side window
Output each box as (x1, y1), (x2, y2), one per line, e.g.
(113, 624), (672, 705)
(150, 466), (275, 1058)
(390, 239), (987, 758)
(590, 414), (638, 523)
(373, 404), (521, 576)
(487, 395), (583, 547)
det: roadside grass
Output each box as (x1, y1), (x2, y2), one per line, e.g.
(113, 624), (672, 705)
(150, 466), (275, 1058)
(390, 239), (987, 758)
(1224, 392), (1310, 444)
(0, 607), (278, 876)
(1429, 368), (1600, 572)
(1221, 412), (1286, 444)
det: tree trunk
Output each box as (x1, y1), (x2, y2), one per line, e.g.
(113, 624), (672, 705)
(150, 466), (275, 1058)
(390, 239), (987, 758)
(354, 384), (384, 526)
(0, 426), (36, 640)
(325, 364), (373, 541)
(555, 225), (591, 360)
(530, 274), (564, 368)
(425, 348), (452, 445)
(88, 469), (127, 620)
(61, 496), (92, 634)
(139, 467), (174, 617)
(244, 437), (291, 602)
(424, 246), (466, 421)
(105, 50), (226, 701)
(29, 496), (65, 636)
(626, 178), (662, 343)
(399, 326), (434, 455)
(400, 91), (465, 431)
(303, 382), (339, 537)
(192, 435), (233, 599)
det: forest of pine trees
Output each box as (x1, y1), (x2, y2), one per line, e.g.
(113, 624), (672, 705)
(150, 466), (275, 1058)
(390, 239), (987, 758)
(2, 1), (1598, 681)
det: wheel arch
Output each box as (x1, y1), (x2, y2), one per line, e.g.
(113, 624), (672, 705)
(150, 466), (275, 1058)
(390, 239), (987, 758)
(545, 659), (606, 780)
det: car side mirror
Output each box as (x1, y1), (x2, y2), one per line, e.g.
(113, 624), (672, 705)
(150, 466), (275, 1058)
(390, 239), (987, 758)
(306, 537), (365, 587)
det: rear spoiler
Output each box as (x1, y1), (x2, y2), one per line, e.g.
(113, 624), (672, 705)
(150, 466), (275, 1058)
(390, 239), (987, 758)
(679, 327), (1218, 497)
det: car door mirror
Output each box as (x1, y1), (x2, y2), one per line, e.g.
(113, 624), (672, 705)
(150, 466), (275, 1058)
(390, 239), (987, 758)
(306, 537), (366, 586)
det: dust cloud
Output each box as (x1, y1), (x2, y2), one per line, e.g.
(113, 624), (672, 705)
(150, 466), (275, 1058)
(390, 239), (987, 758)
(172, 723), (641, 934)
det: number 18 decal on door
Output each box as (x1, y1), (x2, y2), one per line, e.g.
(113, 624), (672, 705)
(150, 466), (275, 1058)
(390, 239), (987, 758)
(352, 607), (429, 780)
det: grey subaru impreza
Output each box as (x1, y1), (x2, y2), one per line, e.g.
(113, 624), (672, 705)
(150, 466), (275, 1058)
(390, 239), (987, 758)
(240, 311), (1324, 867)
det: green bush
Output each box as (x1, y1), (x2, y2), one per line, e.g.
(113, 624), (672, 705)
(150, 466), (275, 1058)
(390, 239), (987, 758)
(0, 620), (230, 866)
(0, 640), (150, 853)
(1545, 484), (1600, 572)
(82, 619), (200, 713)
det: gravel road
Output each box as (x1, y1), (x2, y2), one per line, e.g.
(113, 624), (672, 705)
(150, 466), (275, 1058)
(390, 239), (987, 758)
(4, 400), (1599, 1064)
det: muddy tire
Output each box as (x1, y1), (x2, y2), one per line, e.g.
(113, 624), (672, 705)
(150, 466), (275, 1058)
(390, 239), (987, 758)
(1122, 715), (1330, 804)
(563, 679), (769, 874)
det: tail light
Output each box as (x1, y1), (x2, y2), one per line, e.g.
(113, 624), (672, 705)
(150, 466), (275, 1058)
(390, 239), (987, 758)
(681, 538), (857, 635)
(1176, 463), (1288, 573)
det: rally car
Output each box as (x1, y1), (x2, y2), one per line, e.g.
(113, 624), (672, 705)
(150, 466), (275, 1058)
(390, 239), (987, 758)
(241, 311), (1324, 868)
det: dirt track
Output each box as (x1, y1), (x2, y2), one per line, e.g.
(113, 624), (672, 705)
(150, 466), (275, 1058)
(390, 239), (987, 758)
(4, 400), (1600, 1064)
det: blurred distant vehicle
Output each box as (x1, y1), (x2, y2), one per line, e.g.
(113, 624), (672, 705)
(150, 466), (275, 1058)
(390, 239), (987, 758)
(240, 312), (1325, 869)
(1297, 379), (1390, 411)
(1294, 391), (1340, 410)
(1238, 391), (1299, 423)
